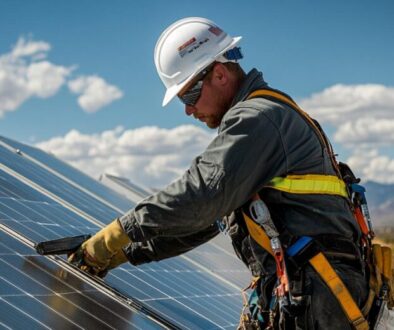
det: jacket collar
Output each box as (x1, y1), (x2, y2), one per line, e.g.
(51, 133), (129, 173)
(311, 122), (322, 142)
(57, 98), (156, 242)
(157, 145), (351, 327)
(230, 68), (268, 107)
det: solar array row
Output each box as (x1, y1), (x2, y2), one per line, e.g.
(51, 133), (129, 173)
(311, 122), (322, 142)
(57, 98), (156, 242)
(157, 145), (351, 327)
(0, 136), (249, 329)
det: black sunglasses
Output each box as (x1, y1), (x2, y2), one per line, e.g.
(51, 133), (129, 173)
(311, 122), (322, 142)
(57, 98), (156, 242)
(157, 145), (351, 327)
(178, 64), (215, 106)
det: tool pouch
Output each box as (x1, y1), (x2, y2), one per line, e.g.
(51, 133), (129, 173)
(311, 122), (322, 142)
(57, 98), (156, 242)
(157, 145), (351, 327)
(237, 276), (277, 330)
(238, 277), (264, 330)
(364, 243), (394, 327)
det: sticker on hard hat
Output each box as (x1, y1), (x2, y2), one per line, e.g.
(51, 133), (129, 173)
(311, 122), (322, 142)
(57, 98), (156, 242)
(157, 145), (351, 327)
(178, 38), (196, 52)
(178, 37), (210, 58)
(208, 26), (223, 36)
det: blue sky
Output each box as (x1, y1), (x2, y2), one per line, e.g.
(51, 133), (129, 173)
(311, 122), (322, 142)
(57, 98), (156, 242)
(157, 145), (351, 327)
(1, 1), (393, 187)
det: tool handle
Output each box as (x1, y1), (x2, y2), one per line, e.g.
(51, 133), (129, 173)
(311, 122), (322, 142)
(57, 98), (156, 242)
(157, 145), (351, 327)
(35, 234), (91, 255)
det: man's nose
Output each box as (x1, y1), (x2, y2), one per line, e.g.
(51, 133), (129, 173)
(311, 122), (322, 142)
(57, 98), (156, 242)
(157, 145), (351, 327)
(185, 105), (196, 116)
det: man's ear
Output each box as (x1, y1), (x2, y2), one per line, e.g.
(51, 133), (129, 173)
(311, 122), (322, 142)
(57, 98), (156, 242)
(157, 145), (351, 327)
(211, 63), (229, 86)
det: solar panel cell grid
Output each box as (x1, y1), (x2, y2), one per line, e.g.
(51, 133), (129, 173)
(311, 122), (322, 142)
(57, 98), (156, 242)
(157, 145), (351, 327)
(0, 136), (251, 329)
(0, 145), (120, 222)
(0, 163), (243, 328)
(0, 136), (133, 212)
(108, 257), (242, 328)
(183, 237), (249, 289)
(0, 229), (162, 330)
(0, 169), (98, 242)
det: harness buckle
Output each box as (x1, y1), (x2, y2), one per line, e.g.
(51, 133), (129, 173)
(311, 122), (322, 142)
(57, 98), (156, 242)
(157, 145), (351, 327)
(286, 236), (320, 269)
(351, 315), (370, 330)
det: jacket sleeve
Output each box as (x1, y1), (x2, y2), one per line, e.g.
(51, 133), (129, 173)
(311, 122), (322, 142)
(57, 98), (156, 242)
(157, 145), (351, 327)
(123, 223), (219, 265)
(119, 102), (287, 243)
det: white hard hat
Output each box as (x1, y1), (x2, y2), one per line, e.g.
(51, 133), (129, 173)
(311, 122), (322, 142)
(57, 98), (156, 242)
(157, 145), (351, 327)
(154, 17), (242, 106)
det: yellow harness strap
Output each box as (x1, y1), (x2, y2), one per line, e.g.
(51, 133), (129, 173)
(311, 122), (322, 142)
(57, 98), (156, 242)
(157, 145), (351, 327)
(248, 89), (301, 111)
(243, 212), (273, 256)
(268, 174), (348, 198)
(309, 253), (369, 330)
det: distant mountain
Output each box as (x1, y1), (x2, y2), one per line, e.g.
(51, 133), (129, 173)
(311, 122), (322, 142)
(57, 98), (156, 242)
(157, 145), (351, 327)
(363, 181), (394, 228)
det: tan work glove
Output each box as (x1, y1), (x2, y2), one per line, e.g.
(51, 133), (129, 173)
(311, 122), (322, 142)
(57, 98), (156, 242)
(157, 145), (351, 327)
(68, 219), (130, 276)
(96, 249), (129, 278)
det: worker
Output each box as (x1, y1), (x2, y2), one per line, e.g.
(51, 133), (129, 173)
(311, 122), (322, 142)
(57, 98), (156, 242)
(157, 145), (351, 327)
(69, 17), (371, 329)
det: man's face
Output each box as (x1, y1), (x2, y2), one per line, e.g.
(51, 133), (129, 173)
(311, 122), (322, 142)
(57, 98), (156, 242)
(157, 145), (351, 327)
(178, 64), (231, 129)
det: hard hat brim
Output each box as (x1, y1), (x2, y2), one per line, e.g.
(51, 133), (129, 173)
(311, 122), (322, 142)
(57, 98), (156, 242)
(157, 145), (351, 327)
(162, 36), (242, 107)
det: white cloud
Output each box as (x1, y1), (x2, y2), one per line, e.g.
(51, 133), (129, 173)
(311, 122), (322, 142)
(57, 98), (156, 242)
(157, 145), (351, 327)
(0, 65), (30, 116)
(300, 84), (394, 125)
(0, 36), (123, 117)
(299, 84), (394, 148)
(299, 83), (394, 183)
(346, 149), (394, 184)
(68, 75), (123, 113)
(27, 61), (71, 98)
(36, 125), (215, 188)
(334, 117), (394, 146)
(11, 37), (51, 58)
(0, 37), (72, 117)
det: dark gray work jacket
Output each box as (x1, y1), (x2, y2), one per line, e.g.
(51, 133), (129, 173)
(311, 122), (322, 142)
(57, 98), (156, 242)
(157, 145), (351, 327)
(120, 69), (361, 276)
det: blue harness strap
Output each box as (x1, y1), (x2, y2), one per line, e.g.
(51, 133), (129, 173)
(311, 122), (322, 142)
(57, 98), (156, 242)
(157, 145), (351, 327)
(287, 236), (313, 257)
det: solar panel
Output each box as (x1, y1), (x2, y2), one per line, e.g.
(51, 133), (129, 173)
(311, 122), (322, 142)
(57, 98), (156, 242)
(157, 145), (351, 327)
(0, 226), (165, 329)
(99, 173), (151, 203)
(182, 235), (251, 289)
(0, 165), (228, 328)
(99, 173), (250, 289)
(1, 136), (249, 288)
(0, 168), (97, 242)
(0, 135), (250, 329)
(0, 136), (133, 212)
(0, 142), (121, 222)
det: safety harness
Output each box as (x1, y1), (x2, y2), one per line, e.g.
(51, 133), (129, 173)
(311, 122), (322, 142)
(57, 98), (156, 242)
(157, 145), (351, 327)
(237, 89), (393, 330)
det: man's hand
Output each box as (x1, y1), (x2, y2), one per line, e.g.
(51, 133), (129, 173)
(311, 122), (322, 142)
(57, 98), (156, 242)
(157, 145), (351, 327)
(68, 219), (130, 276)
(95, 249), (129, 277)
